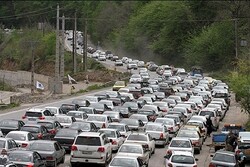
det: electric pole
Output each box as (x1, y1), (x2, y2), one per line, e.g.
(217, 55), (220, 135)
(73, 11), (77, 73)
(25, 41), (39, 95)
(83, 18), (87, 71)
(235, 18), (238, 59)
(55, 3), (60, 83)
(60, 14), (65, 80)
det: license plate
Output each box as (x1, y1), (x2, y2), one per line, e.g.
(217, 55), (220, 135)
(82, 151), (91, 154)
(28, 118), (36, 121)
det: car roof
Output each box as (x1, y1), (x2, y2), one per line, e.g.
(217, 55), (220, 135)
(99, 128), (117, 132)
(171, 137), (191, 141)
(30, 140), (56, 144)
(77, 132), (102, 137)
(215, 150), (235, 155)
(108, 123), (126, 126)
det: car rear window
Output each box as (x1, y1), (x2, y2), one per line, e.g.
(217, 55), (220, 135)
(170, 140), (191, 148)
(127, 135), (147, 141)
(25, 112), (42, 117)
(213, 153), (235, 163)
(21, 126), (40, 133)
(56, 129), (78, 137)
(75, 136), (101, 146)
(171, 155), (194, 164)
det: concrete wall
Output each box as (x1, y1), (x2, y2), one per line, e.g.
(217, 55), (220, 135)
(0, 70), (52, 90)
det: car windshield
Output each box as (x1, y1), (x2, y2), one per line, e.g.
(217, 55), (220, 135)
(110, 158), (137, 167)
(30, 142), (54, 151)
(0, 140), (5, 148)
(199, 111), (214, 117)
(21, 126), (40, 133)
(170, 140), (191, 148)
(87, 116), (105, 122)
(171, 155), (194, 164)
(6, 133), (26, 141)
(119, 145), (142, 154)
(55, 129), (78, 137)
(123, 102), (137, 108)
(99, 130), (116, 138)
(25, 112), (42, 117)
(9, 153), (32, 162)
(75, 136), (101, 146)
(0, 120), (18, 128)
(108, 125), (125, 132)
(146, 125), (162, 131)
(37, 122), (53, 129)
(213, 153), (236, 163)
(127, 135), (147, 141)
(138, 110), (154, 115)
(70, 122), (90, 131)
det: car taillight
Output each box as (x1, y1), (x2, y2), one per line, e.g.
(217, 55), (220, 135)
(112, 140), (117, 145)
(209, 163), (216, 167)
(168, 163), (173, 167)
(22, 116), (26, 119)
(39, 116), (45, 120)
(26, 164), (34, 167)
(188, 109), (192, 113)
(102, 123), (106, 128)
(46, 156), (53, 160)
(49, 129), (56, 134)
(1, 149), (7, 155)
(192, 141), (199, 146)
(160, 133), (164, 139)
(166, 150), (172, 155)
(97, 147), (105, 152)
(22, 143), (28, 148)
(37, 133), (43, 139)
(162, 109), (167, 112)
(168, 127), (173, 131)
(71, 145), (78, 151)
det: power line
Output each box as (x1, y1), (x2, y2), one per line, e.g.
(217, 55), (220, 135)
(0, 6), (56, 19)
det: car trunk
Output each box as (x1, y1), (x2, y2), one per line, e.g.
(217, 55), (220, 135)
(146, 131), (161, 139)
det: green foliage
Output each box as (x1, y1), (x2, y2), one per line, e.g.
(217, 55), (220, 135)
(185, 21), (234, 71)
(229, 58), (250, 114)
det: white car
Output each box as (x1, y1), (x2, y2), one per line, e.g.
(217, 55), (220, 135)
(67, 111), (88, 122)
(70, 132), (112, 166)
(5, 131), (35, 148)
(145, 122), (170, 147)
(116, 143), (150, 166)
(154, 118), (179, 138)
(164, 151), (198, 167)
(129, 74), (142, 83)
(127, 62), (138, 70)
(109, 155), (147, 167)
(129, 114), (149, 125)
(98, 128), (125, 152)
(107, 123), (131, 138)
(99, 100), (115, 110)
(56, 115), (76, 128)
(125, 133), (155, 157)
(167, 137), (194, 155)
(87, 114), (112, 128)
(45, 106), (64, 115)
(198, 108), (220, 129)
(22, 108), (56, 122)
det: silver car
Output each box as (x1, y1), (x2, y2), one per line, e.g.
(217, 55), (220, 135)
(109, 155), (147, 167)
(167, 137), (194, 155)
(27, 140), (65, 167)
(0, 138), (19, 155)
(210, 150), (241, 167)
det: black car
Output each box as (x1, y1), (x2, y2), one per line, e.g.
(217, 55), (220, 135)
(0, 119), (25, 135)
(94, 93), (110, 101)
(53, 128), (80, 152)
(68, 122), (99, 132)
(20, 124), (51, 140)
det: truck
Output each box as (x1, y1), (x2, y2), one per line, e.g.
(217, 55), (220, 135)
(212, 133), (228, 151)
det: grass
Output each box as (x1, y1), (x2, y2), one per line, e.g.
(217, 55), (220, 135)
(0, 81), (16, 91)
(0, 103), (20, 110)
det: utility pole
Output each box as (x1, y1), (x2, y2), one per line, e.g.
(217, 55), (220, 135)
(73, 11), (77, 73)
(83, 18), (87, 71)
(60, 14), (65, 80)
(25, 40), (39, 95)
(55, 3), (60, 84)
(235, 18), (238, 59)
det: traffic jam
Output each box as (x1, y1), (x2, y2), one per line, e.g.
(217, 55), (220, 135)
(0, 46), (249, 167)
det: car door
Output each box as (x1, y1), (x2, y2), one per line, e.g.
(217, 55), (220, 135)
(55, 142), (65, 161)
(116, 131), (124, 147)
(34, 152), (45, 167)
(148, 134), (155, 152)
(103, 135), (112, 158)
